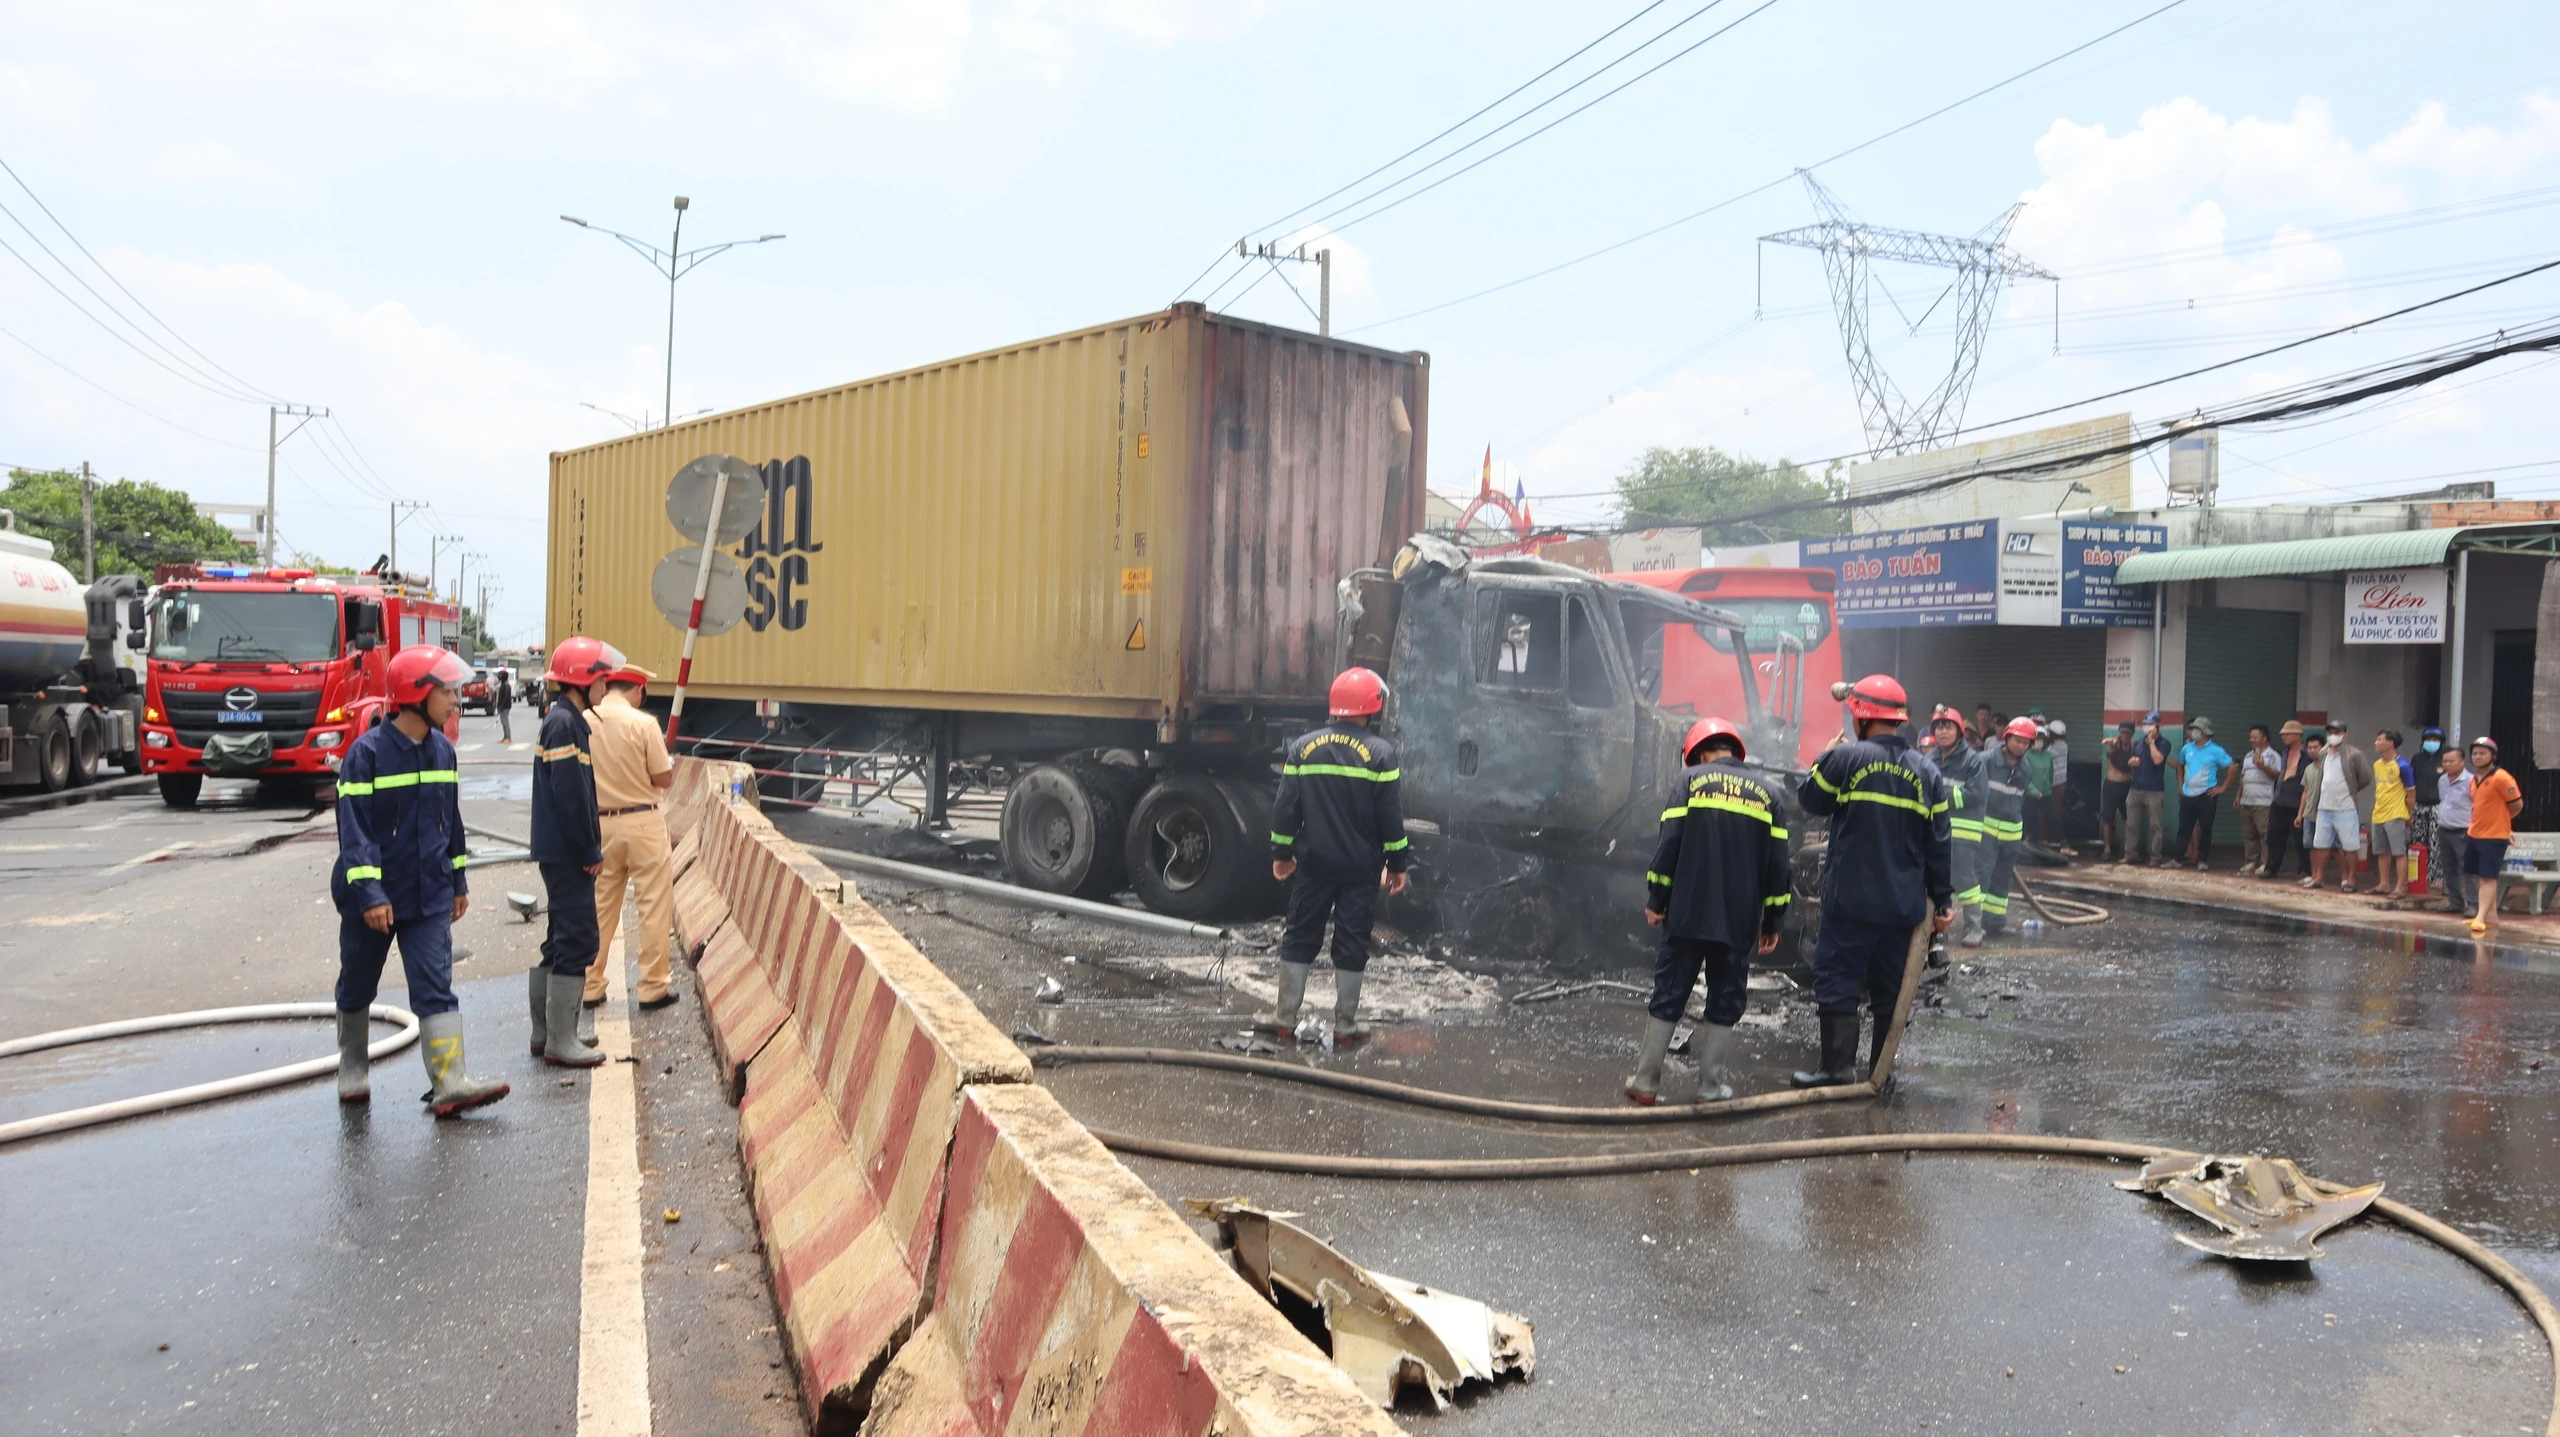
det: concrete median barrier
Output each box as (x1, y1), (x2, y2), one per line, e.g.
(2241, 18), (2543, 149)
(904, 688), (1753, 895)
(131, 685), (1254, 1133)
(696, 924), (788, 1101)
(683, 764), (1392, 1436)
(861, 1083), (1399, 1437)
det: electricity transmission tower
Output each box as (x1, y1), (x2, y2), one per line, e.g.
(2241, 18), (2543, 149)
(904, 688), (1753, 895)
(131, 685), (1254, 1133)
(1759, 173), (2055, 457)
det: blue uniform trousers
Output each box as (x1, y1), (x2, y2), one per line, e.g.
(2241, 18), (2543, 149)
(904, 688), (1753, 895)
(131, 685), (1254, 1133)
(337, 910), (457, 1017)
(540, 860), (600, 977)
(1279, 868), (1376, 973)
(1652, 936), (1747, 1025)
(1812, 914), (1912, 1019)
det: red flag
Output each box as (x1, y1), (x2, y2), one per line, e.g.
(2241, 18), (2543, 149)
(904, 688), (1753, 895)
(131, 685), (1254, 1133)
(1479, 443), (1493, 496)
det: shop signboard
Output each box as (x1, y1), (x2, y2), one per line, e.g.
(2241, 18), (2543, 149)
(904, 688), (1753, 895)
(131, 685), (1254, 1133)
(1802, 521), (1999, 627)
(2343, 568), (2447, 644)
(2060, 521), (2168, 627)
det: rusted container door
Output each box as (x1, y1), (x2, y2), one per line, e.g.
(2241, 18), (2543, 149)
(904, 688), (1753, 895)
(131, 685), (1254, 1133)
(1185, 316), (1427, 708)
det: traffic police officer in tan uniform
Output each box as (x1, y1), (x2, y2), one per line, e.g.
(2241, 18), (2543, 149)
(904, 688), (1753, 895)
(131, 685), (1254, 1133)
(582, 664), (679, 1011)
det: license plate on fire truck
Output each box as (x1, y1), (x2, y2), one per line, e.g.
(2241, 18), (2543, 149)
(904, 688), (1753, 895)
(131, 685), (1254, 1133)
(218, 711), (263, 724)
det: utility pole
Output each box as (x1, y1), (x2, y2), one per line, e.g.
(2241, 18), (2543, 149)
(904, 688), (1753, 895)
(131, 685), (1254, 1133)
(560, 200), (785, 428)
(263, 404), (329, 565)
(1233, 239), (1332, 335)
(453, 551), (481, 613)
(429, 533), (465, 602)
(389, 501), (427, 581)
(78, 461), (94, 582)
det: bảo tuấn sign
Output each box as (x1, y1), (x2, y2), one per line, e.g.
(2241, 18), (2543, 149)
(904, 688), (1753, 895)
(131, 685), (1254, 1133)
(2343, 568), (2447, 644)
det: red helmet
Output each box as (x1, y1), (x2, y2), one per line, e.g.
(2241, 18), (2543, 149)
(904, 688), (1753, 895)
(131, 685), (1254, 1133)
(545, 636), (626, 689)
(1682, 717), (1745, 764)
(1929, 705), (1970, 736)
(386, 646), (472, 706)
(2003, 716), (2041, 742)
(2470, 735), (2500, 756)
(1842, 674), (1908, 723)
(1329, 666), (1389, 718)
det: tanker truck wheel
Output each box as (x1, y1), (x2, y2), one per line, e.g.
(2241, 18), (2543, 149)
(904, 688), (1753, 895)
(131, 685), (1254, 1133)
(1124, 774), (1278, 922)
(158, 774), (203, 809)
(33, 717), (74, 793)
(66, 717), (103, 787)
(1000, 760), (1131, 900)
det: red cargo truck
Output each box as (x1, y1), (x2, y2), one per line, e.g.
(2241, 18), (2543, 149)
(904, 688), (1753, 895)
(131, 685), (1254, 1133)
(1609, 566), (1840, 769)
(142, 565), (465, 807)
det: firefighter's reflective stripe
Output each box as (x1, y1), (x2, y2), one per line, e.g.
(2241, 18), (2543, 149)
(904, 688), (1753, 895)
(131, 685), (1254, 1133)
(536, 745), (591, 765)
(451, 854), (470, 870)
(1269, 832), (1295, 845)
(1765, 893), (1791, 908)
(366, 769), (460, 790)
(345, 865), (384, 882)
(1981, 892), (2012, 915)
(1673, 795), (1789, 836)
(1282, 763), (1401, 782)
(1984, 817), (2025, 840)
(1950, 817), (1985, 841)
(1381, 836), (1410, 853)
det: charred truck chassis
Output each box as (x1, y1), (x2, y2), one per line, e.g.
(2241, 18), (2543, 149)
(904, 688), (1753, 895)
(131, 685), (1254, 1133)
(672, 697), (1302, 922)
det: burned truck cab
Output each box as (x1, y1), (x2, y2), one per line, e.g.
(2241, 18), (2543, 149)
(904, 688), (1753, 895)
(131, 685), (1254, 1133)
(1349, 536), (1802, 966)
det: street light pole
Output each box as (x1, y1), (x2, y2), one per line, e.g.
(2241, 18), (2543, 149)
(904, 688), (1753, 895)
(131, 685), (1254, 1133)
(560, 200), (785, 428)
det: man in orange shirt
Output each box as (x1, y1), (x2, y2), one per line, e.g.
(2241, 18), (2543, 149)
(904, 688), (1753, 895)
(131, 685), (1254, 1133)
(583, 666), (680, 1009)
(2466, 736), (2525, 934)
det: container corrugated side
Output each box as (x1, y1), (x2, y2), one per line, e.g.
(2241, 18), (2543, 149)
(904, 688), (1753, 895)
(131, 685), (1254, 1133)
(548, 313), (1191, 719)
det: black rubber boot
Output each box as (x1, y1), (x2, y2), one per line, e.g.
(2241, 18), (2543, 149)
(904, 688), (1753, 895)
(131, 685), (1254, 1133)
(1790, 1013), (1863, 1088)
(1868, 1015), (1896, 1092)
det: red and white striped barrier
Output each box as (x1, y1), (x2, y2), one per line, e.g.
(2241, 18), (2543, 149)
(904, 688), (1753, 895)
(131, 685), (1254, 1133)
(862, 1084), (1400, 1437)
(694, 924), (787, 1100)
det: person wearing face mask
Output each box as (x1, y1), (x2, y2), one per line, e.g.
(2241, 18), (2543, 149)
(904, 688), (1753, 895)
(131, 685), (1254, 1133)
(2122, 711), (2170, 865)
(2410, 726), (2445, 897)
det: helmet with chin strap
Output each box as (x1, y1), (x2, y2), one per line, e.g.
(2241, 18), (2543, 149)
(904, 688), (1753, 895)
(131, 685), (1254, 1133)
(544, 636), (626, 691)
(1839, 674), (1907, 724)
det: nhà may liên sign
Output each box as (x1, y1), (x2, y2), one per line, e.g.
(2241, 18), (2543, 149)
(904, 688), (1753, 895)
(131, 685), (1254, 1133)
(2343, 568), (2447, 644)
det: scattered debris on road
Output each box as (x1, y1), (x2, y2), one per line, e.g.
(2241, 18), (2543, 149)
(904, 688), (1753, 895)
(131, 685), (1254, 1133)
(2116, 1153), (2384, 1261)
(1188, 1198), (1534, 1410)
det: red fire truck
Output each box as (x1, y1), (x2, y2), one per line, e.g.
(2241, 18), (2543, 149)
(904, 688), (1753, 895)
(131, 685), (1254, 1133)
(141, 565), (465, 807)
(1608, 565), (1842, 770)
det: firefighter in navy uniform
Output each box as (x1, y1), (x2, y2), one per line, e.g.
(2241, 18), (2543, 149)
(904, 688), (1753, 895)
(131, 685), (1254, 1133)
(1926, 707), (1991, 948)
(1625, 717), (1793, 1106)
(1792, 674), (1953, 1089)
(1260, 667), (1410, 1044)
(331, 645), (509, 1116)
(1976, 717), (2037, 936)
(528, 635), (623, 1069)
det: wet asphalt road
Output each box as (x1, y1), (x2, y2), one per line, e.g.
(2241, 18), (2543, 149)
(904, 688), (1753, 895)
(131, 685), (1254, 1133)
(777, 806), (2560, 1436)
(0, 715), (796, 1436)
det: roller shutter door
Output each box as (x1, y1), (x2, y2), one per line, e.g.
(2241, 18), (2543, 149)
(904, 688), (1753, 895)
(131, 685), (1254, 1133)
(1896, 626), (2106, 760)
(2181, 607), (2299, 848)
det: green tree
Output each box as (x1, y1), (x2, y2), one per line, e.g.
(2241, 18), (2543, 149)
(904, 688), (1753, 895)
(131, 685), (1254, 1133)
(1, 469), (252, 578)
(1609, 446), (1849, 544)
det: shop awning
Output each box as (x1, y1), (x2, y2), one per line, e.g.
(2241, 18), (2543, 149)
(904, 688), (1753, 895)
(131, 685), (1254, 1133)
(2116, 528), (2462, 585)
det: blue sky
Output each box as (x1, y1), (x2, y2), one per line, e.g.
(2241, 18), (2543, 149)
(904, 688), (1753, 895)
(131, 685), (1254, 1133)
(5, 0), (2558, 644)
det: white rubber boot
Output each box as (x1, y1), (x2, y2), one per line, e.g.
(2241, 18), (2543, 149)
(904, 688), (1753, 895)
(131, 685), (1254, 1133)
(1332, 969), (1370, 1044)
(530, 965), (598, 1057)
(1254, 962), (1311, 1039)
(1622, 1016), (1677, 1105)
(336, 1011), (371, 1104)
(543, 973), (606, 1068)
(420, 1012), (511, 1116)
(1694, 1022), (1740, 1102)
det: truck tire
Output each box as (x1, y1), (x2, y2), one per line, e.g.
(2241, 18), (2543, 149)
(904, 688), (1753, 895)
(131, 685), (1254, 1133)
(1001, 761), (1130, 900)
(158, 774), (203, 809)
(66, 716), (103, 787)
(1125, 774), (1276, 922)
(33, 717), (74, 793)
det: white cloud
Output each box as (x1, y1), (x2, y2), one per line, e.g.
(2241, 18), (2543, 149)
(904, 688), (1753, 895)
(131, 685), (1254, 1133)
(145, 138), (293, 193)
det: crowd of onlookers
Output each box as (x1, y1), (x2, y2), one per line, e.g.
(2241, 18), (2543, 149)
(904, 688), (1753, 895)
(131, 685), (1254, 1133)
(2093, 714), (2528, 932)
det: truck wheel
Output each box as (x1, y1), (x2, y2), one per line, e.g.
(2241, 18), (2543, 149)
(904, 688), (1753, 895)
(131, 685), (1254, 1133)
(33, 718), (74, 793)
(1125, 775), (1272, 922)
(158, 774), (203, 809)
(1001, 761), (1130, 899)
(66, 718), (103, 787)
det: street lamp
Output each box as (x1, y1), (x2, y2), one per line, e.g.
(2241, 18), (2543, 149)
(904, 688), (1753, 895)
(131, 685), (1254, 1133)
(560, 198), (785, 428)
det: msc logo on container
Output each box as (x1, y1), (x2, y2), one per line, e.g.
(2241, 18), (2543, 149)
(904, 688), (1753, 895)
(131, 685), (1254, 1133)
(737, 456), (821, 632)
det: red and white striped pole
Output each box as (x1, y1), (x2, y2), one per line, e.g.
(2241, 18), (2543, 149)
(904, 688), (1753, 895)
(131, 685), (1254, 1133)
(664, 464), (732, 747)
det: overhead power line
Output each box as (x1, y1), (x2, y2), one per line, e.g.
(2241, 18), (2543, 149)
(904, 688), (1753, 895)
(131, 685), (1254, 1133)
(0, 321), (260, 451)
(1346, 0), (2190, 334)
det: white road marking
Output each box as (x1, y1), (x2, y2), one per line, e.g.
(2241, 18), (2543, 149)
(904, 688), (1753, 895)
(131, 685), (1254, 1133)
(106, 841), (195, 874)
(577, 932), (651, 1437)
(460, 742), (486, 753)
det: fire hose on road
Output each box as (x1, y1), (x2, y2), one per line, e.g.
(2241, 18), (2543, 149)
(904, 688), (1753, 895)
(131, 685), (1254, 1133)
(0, 1003), (421, 1146)
(1031, 924), (2560, 1434)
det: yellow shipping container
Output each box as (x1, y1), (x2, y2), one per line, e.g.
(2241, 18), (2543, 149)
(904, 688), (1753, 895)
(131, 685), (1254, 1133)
(548, 304), (1427, 728)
